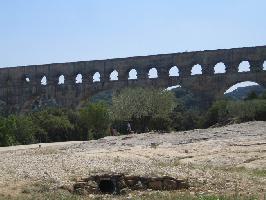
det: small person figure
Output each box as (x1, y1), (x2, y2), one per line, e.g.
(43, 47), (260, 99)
(110, 126), (115, 136)
(127, 122), (132, 134)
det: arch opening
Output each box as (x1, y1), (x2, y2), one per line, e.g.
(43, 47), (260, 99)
(148, 67), (158, 79)
(75, 74), (82, 84)
(238, 61), (250, 72)
(263, 61), (266, 71)
(166, 85), (181, 91)
(214, 62), (226, 74)
(58, 75), (64, 85)
(169, 66), (179, 77)
(110, 70), (118, 81)
(224, 81), (261, 95)
(128, 69), (137, 80)
(41, 76), (47, 86)
(24, 75), (30, 83)
(98, 180), (116, 194)
(191, 64), (202, 75)
(93, 72), (101, 82)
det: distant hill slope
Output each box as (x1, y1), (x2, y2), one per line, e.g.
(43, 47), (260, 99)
(88, 85), (266, 108)
(225, 85), (265, 100)
(89, 90), (113, 105)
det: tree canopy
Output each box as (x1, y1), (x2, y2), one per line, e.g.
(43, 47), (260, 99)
(111, 87), (177, 132)
(111, 87), (177, 120)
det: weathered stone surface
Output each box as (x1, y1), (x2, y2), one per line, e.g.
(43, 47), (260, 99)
(72, 174), (188, 195)
(176, 180), (189, 189)
(0, 45), (265, 112)
(148, 180), (163, 190)
(73, 182), (88, 195)
(163, 179), (177, 190)
(73, 181), (86, 189)
(85, 180), (98, 191)
(124, 176), (139, 187)
(0, 122), (265, 196)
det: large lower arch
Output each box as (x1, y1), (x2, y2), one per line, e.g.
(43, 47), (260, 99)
(166, 84), (181, 91)
(218, 79), (266, 98)
(223, 81), (265, 100)
(224, 81), (260, 94)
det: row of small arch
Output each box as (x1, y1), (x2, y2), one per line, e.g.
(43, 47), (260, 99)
(27, 60), (266, 85)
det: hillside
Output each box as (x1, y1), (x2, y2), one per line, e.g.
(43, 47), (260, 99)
(89, 86), (266, 111)
(225, 85), (265, 100)
(0, 121), (265, 199)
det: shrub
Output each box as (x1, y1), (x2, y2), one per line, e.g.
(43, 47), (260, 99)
(80, 102), (110, 139)
(29, 108), (74, 142)
(111, 87), (177, 133)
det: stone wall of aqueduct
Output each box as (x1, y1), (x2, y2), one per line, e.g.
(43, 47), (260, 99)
(0, 45), (266, 112)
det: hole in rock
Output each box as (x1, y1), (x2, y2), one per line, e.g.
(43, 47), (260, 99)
(73, 174), (189, 195)
(98, 180), (116, 194)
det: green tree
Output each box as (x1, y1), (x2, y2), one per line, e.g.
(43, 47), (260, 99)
(227, 101), (256, 121)
(228, 99), (266, 121)
(245, 91), (258, 100)
(65, 109), (86, 140)
(111, 87), (177, 132)
(259, 91), (266, 99)
(170, 102), (201, 131)
(80, 102), (110, 139)
(253, 99), (266, 120)
(203, 100), (229, 127)
(0, 115), (37, 146)
(30, 108), (74, 142)
(10, 115), (37, 145)
(0, 117), (16, 146)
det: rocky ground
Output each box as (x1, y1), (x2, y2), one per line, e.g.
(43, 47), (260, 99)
(0, 121), (265, 199)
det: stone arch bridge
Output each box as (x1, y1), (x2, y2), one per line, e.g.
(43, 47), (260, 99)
(1, 45), (266, 112)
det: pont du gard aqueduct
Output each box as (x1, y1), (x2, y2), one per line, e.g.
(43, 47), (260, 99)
(1, 45), (266, 112)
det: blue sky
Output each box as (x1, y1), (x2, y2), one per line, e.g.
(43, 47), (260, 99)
(0, 0), (265, 68)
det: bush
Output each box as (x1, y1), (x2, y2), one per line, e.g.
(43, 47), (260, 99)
(202, 98), (266, 128)
(0, 117), (16, 146)
(1, 88), (265, 147)
(253, 99), (266, 120)
(202, 100), (229, 127)
(111, 87), (177, 133)
(170, 102), (201, 131)
(80, 102), (110, 139)
(30, 109), (74, 142)
(228, 99), (266, 121)
(0, 115), (37, 146)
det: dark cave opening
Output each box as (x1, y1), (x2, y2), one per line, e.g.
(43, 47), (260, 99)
(98, 180), (116, 194)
